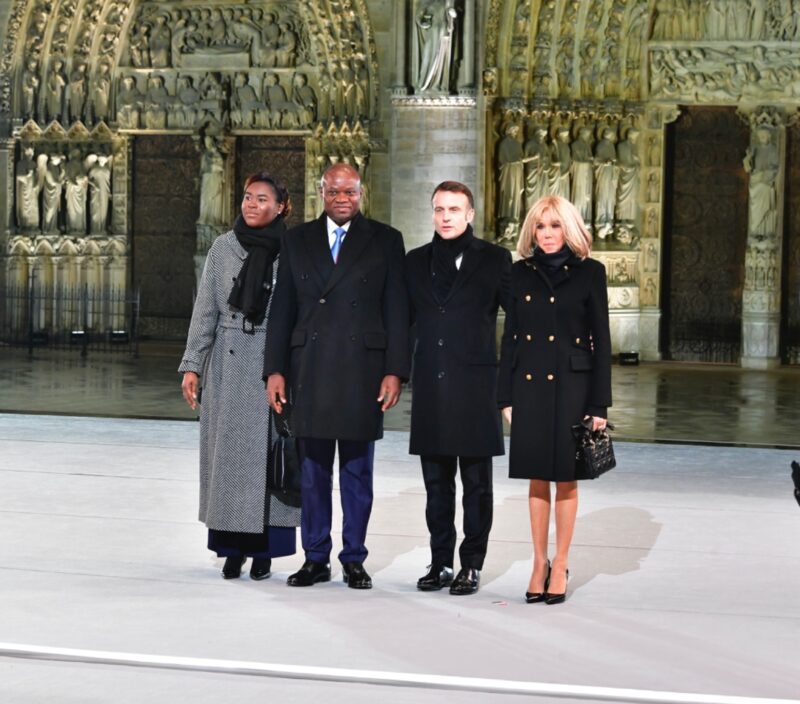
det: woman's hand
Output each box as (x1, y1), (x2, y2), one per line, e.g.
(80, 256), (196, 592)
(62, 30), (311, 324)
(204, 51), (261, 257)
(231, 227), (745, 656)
(181, 372), (199, 410)
(585, 415), (607, 431)
(502, 406), (512, 425)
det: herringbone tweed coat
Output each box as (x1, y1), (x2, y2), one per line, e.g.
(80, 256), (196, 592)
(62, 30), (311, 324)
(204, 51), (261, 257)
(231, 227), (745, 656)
(179, 231), (300, 532)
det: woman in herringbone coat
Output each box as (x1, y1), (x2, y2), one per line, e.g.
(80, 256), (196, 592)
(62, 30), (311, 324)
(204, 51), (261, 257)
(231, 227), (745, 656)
(179, 172), (300, 580)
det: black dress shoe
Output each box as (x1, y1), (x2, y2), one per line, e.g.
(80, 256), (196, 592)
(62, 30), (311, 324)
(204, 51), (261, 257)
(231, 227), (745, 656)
(416, 564), (454, 591)
(342, 562), (372, 589)
(286, 560), (331, 587)
(544, 568), (569, 605)
(449, 567), (480, 595)
(250, 558), (272, 580)
(525, 560), (551, 604)
(221, 556), (246, 579)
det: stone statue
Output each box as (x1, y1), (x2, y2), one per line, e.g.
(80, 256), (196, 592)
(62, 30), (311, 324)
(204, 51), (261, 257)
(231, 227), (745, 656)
(291, 73), (317, 128)
(230, 72), (259, 128)
(259, 12), (281, 67)
(593, 128), (618, 239)
(743, 127), (780, 238)
(67, 61), (87, 124)
(65, 149), (89, 234)
(130, 22), (151, 67)
(88, 154), (113, 235)
(647, 172), (660, 203)
(264, 74), (289, 129)
(117, 76), (142, 129)
(174, 75), (201, 128)
(414, 0), (459, 94)
(144, 75), (170, 129)
(616, 128), (641, 224)
(570, 127), (594, 226)
(15, 146), (42, 230)
(198, 136), (226, 226)
(42, 154), (66, 234)
(89, 62), (112, 123)
(21, 59), (40, 121)
(496, 123), (525, 225)
(548, 127), (572, 199)
(276, 23), (297, 67)
(523, 126), (550, 212)
(45, 58), (67, 123)
(150, 15), (172, 68)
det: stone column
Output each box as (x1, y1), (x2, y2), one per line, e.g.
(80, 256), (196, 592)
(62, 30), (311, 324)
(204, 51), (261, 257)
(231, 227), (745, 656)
(458, 0), (476, 95)
(739, 107), (787, 369)
(392, 0), (409, 95)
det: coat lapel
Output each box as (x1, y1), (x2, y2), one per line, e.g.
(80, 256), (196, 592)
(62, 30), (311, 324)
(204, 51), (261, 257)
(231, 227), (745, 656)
(301, 214), (334, 290)
(321, 212), (371, 295)
(443, 238), (485, 303)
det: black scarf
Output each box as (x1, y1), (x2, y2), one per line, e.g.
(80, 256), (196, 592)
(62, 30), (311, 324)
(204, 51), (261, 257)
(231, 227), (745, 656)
(227, 214), (285, 327)
(531, 245), (573, 287)
(431, 224), (474, 302)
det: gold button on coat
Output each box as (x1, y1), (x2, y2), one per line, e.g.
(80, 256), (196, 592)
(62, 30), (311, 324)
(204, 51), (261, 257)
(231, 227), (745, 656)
(525, 373), (532, 381)
(547, 374), (554, 381)
(525, 294), (531, 302)
(526, 334), (532, 341)
(549, 296), (555, 303)
(548, 335), (555, 342)
(576, 337), (581, 344)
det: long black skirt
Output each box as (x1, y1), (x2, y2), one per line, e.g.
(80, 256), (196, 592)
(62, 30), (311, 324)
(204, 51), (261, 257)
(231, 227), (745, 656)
(208, 526), (296, 559)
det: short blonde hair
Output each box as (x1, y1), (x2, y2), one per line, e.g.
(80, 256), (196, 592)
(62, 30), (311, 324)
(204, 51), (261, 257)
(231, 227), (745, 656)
(516, 195), (592, 259)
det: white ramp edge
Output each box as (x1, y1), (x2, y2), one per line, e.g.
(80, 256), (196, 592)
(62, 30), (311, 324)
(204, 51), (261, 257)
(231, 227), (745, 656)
(0, 643), (796, 704)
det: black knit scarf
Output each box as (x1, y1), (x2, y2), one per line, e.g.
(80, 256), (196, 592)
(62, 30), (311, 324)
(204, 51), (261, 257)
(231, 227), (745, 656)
(431, 224), (474, 302)
(531, 245), (573, 286)
(227, 214), (285, 326)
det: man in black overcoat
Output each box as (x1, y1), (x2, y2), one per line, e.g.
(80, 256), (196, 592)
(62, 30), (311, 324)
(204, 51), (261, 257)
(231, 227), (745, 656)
(264, 163), (409, 590)
(406, 181), (511, 595)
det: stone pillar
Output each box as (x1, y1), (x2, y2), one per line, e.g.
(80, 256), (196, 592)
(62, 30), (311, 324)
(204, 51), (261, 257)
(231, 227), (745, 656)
(739, 107), (787, 369)
(392, 0), (409, 95)
(458, 0), (476, 95)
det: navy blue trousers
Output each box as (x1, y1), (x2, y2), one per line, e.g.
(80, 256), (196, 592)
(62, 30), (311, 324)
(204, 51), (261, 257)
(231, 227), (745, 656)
(298, 438), (374, 564)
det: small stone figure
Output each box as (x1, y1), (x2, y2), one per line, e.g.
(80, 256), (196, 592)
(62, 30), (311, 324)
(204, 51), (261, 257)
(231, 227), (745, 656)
(15, 146), (42, 230)
(21, 59), (40, 121)
(743, 127), (780, 238)
(264, 74), (288, 129)
(144, 75), (170, 130)
(65, 149), (89, 234)
(45, 58), (67, 123)
(150, 15), (172, 68)
(198, 136), (226, 226)
(615, 128), (640, 224)
(89, 62), (113, 124)
(291, 73), (317, 128)
(88, 154), (113, 234)
(548, 127), (572, 199)
(593, 128), (618, 239)
(42, 154), (66, 234)
(570, 127), (594, 226)
(117, 76), (142, 129)
(67, 61), (87, 124)
(523, 126), (550, 212)
(496, 123), (525, 225)
(415, 0), (459, 93)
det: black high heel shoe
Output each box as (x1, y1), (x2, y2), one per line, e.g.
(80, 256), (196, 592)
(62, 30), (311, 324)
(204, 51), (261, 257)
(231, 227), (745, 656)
(544, 567), (569, 605)
(524, 560), (551, 604)
(221, 556), (246, 579)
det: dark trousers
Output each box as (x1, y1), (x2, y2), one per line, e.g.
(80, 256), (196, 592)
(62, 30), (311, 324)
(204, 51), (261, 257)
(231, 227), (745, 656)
(421, 455), (493, 570)
(298, 437), (375, 564)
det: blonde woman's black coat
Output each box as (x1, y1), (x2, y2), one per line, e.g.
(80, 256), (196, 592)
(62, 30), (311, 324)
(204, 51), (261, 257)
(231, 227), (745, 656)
(497, 255), (612, 481)
(406, 237), (512, 457)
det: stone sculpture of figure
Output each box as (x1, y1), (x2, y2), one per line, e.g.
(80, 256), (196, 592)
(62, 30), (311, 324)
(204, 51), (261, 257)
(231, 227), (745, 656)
(117, 76), (142, 128)
(276, 23), (297, 67)
(88, 154), (113, 235)
(259, 12), (281, 67)
(647, 172), (660, 202)
(90, 62), (112, 123)
(130, 22), (151, 67)
(264, 74), (288, 129)
(743, 127), (780, 238)
(15, 146), (42, 230)
(45, 58), (67, 123)
(570, 127), (594, 226)
(579, 44), (597, 98)
(41, 154), (66, 234)
(615, 128), (641, 224)
(64, 149), (89, 234)
(523, 126), (550, 211)
(67, 61), (87, 123)
(144, 75), (170, 129)
(230, 72), (259, 128)
(174, 75), (201, 128)
(646, 207), (658, 238)
(21, 59), (40, 120)
(150, 15), (172, 68)
(647, 135), (661, 166)
(414, 0), (459, 93)
(548, 127), (572, 199)
(496, 123), (525, 224)
(291, 73), (317, 127)
(593, 128), (618, 239)
(198, 136), (225, 226)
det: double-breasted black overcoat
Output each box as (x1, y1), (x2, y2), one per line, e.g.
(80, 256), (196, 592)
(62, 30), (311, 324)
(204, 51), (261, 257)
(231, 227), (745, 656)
(497, 255), (611, 481)
(263, 213), (410, 442)
(406, 237), (512, 457)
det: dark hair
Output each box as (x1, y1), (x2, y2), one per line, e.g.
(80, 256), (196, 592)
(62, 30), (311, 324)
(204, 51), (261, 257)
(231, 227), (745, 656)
(243, 172), (292, 217)
(431, 181), (474, 209)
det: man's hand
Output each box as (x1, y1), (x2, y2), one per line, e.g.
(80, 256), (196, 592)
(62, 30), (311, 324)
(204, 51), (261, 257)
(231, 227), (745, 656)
(377, 374), (401, 412)
(266, 373), (287, 413)
(181, 372), (199, 410)
(502, 406), (512, 425)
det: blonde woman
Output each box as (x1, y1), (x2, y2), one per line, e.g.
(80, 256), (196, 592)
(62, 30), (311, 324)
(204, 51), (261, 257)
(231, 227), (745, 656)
(497, 195), (611, 604)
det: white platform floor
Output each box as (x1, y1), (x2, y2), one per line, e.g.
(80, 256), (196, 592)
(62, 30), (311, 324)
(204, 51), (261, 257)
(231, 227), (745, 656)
(0, 414), (798, 703)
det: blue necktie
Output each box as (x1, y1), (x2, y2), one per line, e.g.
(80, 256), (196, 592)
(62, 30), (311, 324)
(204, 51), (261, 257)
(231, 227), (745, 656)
(331, 227), (345, 263)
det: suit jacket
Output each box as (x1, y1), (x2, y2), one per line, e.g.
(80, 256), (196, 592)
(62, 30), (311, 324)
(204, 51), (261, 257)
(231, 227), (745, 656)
(497, 255), (612, 480)
(264, 212), (410, 441)
(406, 237), (512, 457)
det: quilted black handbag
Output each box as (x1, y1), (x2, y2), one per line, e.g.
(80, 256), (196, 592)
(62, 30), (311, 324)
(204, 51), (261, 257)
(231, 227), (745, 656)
(572, 419), (616, 479)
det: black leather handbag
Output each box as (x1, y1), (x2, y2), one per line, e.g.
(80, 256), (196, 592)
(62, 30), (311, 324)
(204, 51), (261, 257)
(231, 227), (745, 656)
(268, 403), (301, 498)
(572, 419), (616, 479)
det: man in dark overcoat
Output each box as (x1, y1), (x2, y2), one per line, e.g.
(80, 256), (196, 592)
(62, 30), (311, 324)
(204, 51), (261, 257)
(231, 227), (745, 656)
(264, 163), (409, 590)
(406, 181), (511, 595)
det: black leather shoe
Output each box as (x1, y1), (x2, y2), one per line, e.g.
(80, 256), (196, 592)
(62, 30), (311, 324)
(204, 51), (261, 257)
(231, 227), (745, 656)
(525, 560), (551, 604)
(342, 562), (372, 589)
(250, 558), (272, 581)
(287, 560), (331, 587)
(416, 564), (454, 591)
(221, 556), (246, 579)
(449, 567), (480, 595)
(544, 568), (569, 605)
